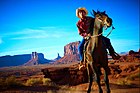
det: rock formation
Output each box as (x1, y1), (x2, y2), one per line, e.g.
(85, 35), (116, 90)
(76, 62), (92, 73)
(0, 54), (31, 67)
(114, 49), (140, 63)
(23, 52), (39, 66)
(42, 49), (140, 85)
(54, 41), (80, 64)
(23, 52), (53, 66)
(0, 52), (53, 67)
(53, 53), (61, 61)
(42, 64), (88, 85)
(64, 41), (80, 56)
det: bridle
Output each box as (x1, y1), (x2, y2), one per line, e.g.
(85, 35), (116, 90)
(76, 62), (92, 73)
(91, 16), (115, 38)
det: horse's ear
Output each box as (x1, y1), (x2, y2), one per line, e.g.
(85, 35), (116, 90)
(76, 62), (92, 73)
(92, 10), (97, 15)
(97, 10), (100, 13)
(103, 11), (106, 14)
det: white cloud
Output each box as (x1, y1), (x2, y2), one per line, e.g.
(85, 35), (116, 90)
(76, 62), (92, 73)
(39, 26), (57, 29)
(0, 26), (78, 59)
(1, 26), (69, 40)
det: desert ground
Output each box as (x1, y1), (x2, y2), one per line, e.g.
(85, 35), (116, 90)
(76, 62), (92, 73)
(0, 58), (140, 93)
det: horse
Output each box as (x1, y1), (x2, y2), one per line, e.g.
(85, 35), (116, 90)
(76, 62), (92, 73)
(83, 10), (113, 93)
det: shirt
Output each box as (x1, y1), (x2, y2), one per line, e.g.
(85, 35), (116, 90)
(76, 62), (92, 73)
(76, 16), (94, 37)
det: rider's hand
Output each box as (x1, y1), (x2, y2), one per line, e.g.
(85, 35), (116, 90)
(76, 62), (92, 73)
(87, 34), (91, 37)
(84, 36), (90, 40)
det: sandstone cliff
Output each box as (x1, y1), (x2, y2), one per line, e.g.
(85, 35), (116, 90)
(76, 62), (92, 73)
(64, 41), (80, 56)
(54, 41), (80, 64)
(42, 49), (140, 85)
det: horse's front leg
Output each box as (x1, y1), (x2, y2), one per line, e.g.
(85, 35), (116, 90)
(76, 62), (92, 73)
(87, 61), (103, 93)
(86, 52), (95, 93)
(87, 64), (93, 93)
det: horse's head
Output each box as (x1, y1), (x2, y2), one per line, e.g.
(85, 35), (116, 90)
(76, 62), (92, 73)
(92, 10), (112, 29)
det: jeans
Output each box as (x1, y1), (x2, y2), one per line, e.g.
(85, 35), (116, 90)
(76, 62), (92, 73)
(78, 38), (85, 61)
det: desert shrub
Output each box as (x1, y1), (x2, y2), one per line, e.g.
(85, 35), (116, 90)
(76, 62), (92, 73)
(109, 62), (115, 64)
(5, 76), (23, 88)
(126, 72), (140, 80)
(25, 78), (42, 86)
(117, 78), (131, 85)
(25, 78), (57, 87)
(42, 78), (56, 87)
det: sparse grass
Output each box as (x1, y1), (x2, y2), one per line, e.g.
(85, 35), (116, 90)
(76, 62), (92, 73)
(25, 77), (57, 87)
(42, 78), (57, 87)
(5, 76), (23, 87)
(109, 61), (115, 64)
(126, 72), (140, 80)
(25, 78), (43, 86)
(0, 76), (23, 90)
(116, 78), (131, 85)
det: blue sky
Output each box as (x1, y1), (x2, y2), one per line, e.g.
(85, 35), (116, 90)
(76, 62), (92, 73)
(0, 0), (139, 59)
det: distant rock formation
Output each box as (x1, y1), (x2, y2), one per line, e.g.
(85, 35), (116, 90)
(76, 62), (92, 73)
(53, 53), (61, 61)
(129, 49), (140, 55)
(0, 54), (31, 67)
(23, 52), (53, 66)
(54, 41), (80, 64)
(112, 49), (140, 63)
(0, 52), (53, 67)
(23, 52), (38, 66)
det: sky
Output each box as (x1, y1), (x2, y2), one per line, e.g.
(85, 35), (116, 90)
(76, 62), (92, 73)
(0, 0), (139, 59)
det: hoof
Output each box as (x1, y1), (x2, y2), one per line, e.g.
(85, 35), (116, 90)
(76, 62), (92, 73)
(99, 89), (103, 93)
(106, 89), (111, 93)
(87, 89), (91, 93)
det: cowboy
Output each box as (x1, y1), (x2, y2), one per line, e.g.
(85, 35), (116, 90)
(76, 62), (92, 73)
(76, 7), (120, 67)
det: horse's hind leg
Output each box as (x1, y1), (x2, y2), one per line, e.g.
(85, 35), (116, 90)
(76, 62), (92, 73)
(87, 74), (93, 93)
(104, 68), (111, 93)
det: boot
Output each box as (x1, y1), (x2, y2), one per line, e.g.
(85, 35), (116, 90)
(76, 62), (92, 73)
(110, 52), (121, 60)
(102, 36), (121, 60)
(106, 41), (121, 60)
(79, 61), (86, 70)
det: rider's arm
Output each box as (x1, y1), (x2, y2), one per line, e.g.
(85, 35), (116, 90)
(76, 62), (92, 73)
(77, 24), (87, 37)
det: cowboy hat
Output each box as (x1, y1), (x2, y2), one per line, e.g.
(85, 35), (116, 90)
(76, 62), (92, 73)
(76, 7), (88, 18)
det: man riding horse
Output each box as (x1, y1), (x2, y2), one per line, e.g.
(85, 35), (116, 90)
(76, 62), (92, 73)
(76, 7), (120, 69)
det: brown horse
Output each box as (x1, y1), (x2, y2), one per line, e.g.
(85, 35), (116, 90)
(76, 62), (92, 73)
(84, 10), (112, 93)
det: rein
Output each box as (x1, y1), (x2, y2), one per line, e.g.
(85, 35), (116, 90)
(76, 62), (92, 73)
(91, 32), (103, 38)
(106, 26), (115, 37)
(90, 26), (115, 38)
